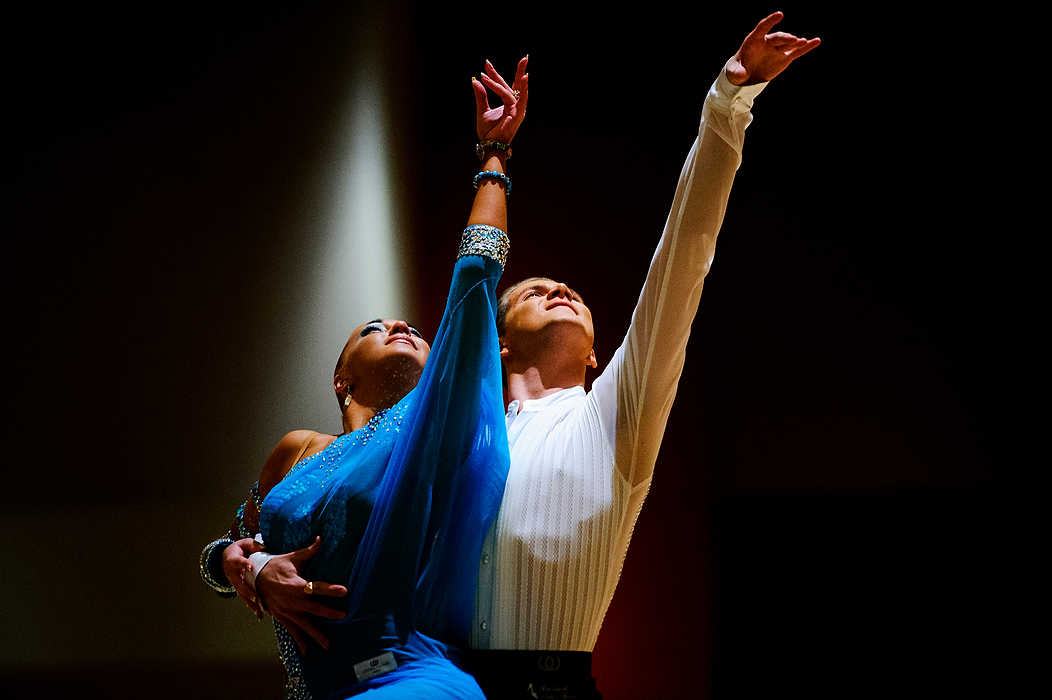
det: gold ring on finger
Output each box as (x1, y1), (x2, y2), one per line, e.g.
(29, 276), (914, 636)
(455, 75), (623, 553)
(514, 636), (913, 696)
(303, 581), (314, 595)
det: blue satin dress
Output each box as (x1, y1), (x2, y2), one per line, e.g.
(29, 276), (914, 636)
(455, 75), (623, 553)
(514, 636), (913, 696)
(259, 245), (510, 699)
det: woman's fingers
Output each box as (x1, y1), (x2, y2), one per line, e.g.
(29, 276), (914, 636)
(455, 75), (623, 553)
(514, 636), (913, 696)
(479, 73), (515, 105)
(517, 73), (529, 112)
(512, 55), (528, 89)
(472, 77), (490, 116)
(484, 59), (513, 91)
(241, 595), (264, 620)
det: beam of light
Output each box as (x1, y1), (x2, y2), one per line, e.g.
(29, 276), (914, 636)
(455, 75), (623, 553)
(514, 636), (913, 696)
(296, 38), (413, 434)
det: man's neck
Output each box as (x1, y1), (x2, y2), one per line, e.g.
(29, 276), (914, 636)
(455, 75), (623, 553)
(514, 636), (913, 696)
(505, 365), (585, 408)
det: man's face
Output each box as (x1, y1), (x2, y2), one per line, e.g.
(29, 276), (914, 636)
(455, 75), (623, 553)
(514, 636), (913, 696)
(501, 278), (595, 351)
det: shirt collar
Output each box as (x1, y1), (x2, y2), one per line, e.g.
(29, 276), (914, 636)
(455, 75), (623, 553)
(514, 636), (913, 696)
(506, 385), (585, 417)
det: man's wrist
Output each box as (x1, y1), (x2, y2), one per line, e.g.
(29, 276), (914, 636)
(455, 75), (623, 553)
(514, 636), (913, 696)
(246, 551), (278, 588)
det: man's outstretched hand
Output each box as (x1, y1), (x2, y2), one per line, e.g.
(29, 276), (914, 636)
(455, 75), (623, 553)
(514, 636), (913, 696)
(725, 12), (820, 86)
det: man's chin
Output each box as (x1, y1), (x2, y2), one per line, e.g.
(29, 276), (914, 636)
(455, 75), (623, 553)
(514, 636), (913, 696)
(521, 318), (593, 351)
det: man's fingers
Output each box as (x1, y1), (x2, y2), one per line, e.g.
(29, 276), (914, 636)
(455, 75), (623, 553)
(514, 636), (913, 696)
(300, 601), (347, 620)
(310, 581), (348, 598)
(767, 33), (802, 48)
(287, 613), (330, 651)
(276, 615), (309, 656)
(786, 38), (821, 61)
(291, 536), (322, 563)
(751, 11), (784, 39)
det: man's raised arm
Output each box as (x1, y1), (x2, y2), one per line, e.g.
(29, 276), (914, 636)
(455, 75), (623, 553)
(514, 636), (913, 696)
(590, 12), (820, 487)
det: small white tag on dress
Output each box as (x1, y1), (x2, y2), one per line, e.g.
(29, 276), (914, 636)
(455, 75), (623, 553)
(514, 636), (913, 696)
(353, 651), (398, 682)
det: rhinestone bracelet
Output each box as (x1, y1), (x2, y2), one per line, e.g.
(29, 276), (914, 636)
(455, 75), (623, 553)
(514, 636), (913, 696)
(199, 537), (237, 594)
(458, 224), (510, 270)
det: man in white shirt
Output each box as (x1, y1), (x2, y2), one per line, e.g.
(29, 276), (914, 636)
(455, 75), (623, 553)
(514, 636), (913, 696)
(463, 12), (819, 698)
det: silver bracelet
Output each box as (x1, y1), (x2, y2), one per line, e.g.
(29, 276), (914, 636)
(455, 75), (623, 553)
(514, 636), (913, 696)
(199, 538), (237, 594)
(458, 224), (509, 270)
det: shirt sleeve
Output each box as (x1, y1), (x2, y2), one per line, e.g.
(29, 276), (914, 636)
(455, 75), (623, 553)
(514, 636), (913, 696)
(589, 72), (767, 488)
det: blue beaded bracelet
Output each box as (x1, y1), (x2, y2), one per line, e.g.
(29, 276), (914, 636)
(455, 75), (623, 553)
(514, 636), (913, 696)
(473, 170), (511, 196)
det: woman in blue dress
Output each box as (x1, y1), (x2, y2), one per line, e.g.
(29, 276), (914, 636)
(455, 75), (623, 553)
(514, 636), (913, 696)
(198, 57), (529, 698)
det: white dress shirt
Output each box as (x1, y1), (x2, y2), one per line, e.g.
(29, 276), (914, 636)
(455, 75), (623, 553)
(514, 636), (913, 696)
(471, 72), (767, 651)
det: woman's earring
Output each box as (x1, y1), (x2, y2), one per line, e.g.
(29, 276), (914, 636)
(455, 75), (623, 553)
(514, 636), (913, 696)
(344, 394), (352, 407)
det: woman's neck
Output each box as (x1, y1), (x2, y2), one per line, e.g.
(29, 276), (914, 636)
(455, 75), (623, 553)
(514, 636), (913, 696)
(341, 402), (380, 433)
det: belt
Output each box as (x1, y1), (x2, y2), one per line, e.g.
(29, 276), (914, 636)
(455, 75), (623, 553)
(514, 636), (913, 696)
(463, 650), (601, 700)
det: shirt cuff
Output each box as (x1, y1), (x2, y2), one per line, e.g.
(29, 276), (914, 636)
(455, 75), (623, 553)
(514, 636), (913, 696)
(246, 551), (277, 588)
(712, 69), (767, 113)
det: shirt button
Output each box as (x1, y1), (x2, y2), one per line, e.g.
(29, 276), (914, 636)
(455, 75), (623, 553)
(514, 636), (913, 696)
(480, 620), (488, 631)
(482, 554), (490, 565)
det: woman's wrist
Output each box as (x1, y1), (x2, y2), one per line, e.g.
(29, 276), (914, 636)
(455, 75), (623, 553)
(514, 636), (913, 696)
(476, 139), (512, 163)
(479, 152), (507, 173)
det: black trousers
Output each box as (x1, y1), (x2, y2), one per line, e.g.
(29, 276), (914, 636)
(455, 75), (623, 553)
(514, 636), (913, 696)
(462, 649), (602, 700)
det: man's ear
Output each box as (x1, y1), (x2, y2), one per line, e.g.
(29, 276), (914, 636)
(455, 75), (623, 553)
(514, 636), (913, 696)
(586, 347), (597, 369)
(499, 337), (510, 362)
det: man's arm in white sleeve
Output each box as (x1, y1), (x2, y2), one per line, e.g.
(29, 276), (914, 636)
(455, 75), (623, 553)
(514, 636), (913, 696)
(589, 13), (820, 488)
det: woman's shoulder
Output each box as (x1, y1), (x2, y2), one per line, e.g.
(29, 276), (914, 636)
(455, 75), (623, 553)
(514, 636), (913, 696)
(260, 429), (338, 495)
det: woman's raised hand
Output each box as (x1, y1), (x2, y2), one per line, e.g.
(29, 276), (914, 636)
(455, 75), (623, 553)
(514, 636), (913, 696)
(725, 12), (820, 86)
(473, 56), (529, 144)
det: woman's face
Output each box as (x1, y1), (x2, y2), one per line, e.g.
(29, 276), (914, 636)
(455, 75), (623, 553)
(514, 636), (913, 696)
(339, 319), (430, 405)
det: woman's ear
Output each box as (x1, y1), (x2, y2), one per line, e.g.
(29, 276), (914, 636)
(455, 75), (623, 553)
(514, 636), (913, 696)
(334, 374), (353, 404)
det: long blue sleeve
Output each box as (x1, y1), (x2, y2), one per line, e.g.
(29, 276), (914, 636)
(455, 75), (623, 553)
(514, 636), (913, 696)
(259, 227), (511, 696)
(346, 251), (510, 644)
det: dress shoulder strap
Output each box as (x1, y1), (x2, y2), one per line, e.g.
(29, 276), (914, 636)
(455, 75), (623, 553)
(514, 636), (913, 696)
(291, 430), (317, 465)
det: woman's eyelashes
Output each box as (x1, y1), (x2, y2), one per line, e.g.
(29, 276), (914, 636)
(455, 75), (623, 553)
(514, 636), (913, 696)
(360, 323), (424, 340)
(360, 323), (385, 337)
